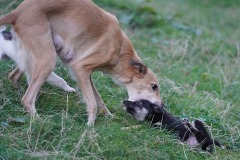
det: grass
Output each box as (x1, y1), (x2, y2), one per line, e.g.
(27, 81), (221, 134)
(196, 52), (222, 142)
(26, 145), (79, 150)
(0, 0), (240, 159)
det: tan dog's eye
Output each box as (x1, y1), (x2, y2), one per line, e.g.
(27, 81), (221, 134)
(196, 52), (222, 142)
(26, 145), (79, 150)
(151, 84), (158, 91)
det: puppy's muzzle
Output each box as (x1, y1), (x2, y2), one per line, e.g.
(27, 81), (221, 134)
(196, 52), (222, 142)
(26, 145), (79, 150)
(123, 100), (131, 106)
(122, 100), (131, 110)
(122, 100), (137, 111)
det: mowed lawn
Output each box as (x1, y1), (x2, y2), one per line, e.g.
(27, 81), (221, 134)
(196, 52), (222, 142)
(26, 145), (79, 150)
(0, 0), (240, 159)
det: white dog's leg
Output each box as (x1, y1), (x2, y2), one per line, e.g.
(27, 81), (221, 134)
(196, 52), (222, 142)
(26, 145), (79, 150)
(1, 30), (75, 92)
(46, 72), (76, 92)
(8, 67), (75, 93)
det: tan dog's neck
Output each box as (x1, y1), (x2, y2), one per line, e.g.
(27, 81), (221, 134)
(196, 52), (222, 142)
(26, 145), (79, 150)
(108, 31), (144, 84)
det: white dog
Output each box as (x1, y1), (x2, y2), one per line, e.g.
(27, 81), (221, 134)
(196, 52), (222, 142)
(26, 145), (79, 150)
(0, 26), (75, 92)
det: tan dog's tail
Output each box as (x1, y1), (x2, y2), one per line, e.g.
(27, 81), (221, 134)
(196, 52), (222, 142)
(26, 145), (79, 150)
(0, 11), (17, 25)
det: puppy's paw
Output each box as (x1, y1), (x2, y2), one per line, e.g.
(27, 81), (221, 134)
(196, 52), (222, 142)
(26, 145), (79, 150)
(182, 118), (192, 128)
(182, 118), (189, 125)
(152, 122), (162, 128)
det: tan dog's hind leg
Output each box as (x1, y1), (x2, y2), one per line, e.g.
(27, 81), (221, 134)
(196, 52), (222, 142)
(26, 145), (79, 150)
(16, 20), (57, 114)
(90, 76), (112, 116)
(8, 67), (24, 85)
(22, 58), (56, 114)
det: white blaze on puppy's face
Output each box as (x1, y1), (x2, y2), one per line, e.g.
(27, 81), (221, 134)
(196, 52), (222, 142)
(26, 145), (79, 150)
(134, 107), (149, 121)
(123, 100), (151, 121)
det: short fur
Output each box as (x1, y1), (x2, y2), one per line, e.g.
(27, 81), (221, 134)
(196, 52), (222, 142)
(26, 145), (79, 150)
(0, 0), (161, 125)
(0, 29), (75, 92)
(183, 119), (223, 152)
(123, 99), (223, 152)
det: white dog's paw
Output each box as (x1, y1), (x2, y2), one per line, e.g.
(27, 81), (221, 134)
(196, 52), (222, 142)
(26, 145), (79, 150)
(99, 107), (112, 116)
(64, 86), (76, 93)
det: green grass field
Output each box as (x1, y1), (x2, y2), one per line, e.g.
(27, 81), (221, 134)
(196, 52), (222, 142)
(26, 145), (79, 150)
(0, 0), (240, 159)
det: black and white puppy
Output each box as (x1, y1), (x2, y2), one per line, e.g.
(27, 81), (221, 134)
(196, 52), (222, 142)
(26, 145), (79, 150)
(123, 99), (223, 152)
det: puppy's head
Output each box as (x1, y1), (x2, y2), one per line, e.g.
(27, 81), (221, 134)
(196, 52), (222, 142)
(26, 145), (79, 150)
(125, 62), (162, 106)
(0, 29), (12, 60)
(123, 99), (163, 121)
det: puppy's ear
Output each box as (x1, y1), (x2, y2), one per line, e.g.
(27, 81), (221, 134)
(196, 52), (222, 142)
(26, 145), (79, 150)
(130, 61), (148, 75)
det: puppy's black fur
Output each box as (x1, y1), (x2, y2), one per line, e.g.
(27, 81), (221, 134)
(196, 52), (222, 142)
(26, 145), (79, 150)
(184, 119), (222, 152)
(123, 99), (223, 152)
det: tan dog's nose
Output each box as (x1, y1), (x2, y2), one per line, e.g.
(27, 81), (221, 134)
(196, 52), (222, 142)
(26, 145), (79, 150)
(160, 102), (165, 109)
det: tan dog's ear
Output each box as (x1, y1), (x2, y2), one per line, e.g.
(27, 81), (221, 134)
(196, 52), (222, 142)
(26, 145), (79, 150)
(130, 61), (148, 75)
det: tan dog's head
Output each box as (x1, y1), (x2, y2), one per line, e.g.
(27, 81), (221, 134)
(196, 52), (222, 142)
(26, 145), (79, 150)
(125, 61), (162, 106)
(115, 31), (162, 106)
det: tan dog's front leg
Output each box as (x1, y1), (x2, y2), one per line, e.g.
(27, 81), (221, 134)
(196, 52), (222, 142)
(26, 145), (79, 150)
(73, 67), (97, 126)
(90, 76), (112, 116)
(8, 67), (24, 85)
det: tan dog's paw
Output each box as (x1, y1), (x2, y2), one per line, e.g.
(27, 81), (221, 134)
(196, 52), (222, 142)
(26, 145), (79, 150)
(87, 114), (96, 126)
(99, 108), (112, 117)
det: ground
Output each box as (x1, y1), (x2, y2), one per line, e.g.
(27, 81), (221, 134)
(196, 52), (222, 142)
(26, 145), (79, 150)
(0, 0), (240, 159)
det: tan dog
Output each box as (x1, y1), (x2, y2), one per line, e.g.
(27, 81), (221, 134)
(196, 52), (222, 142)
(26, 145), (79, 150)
(0, 0), (161, 125)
